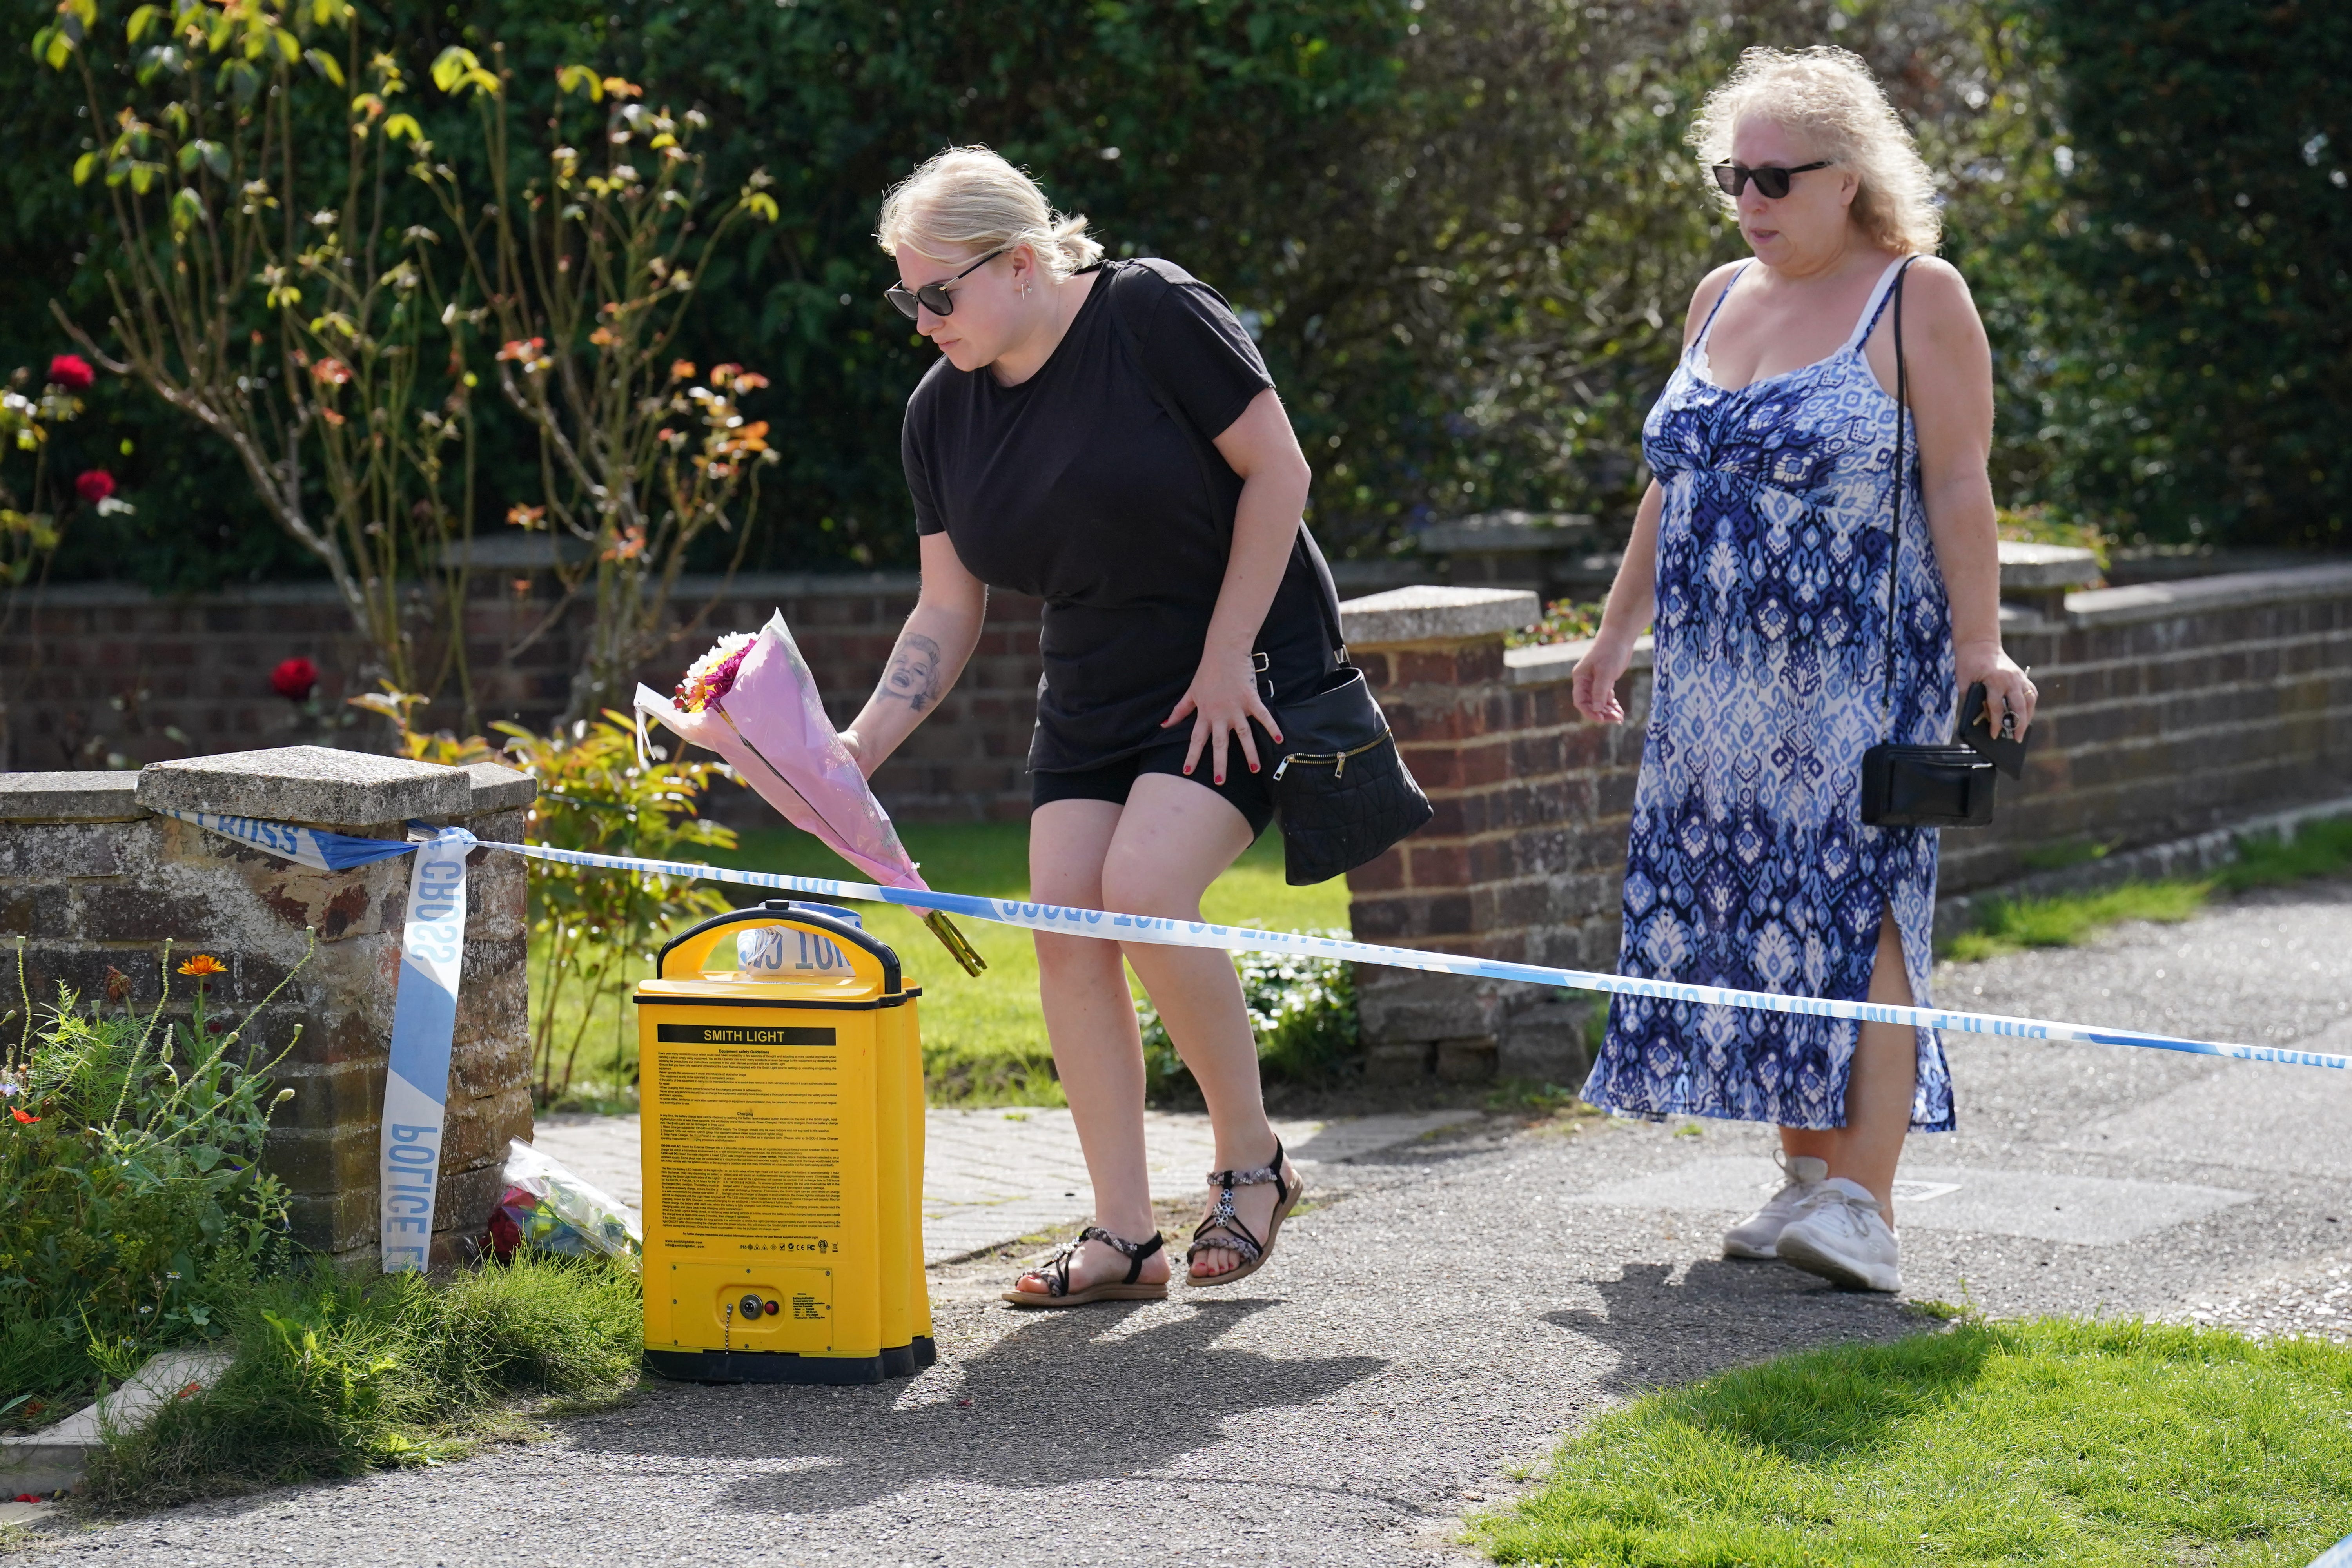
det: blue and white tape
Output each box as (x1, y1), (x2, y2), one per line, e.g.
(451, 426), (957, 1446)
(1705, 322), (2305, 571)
(378, 829), (472, 1272)
(161, 808), (424, 873)
(497, 837), (2351, 1074)
(163, 806), (2352, 1263)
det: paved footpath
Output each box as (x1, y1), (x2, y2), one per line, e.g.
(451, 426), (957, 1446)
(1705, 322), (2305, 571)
(28, 878), (2352, 1566)
(534, 1107), (1483, 1265)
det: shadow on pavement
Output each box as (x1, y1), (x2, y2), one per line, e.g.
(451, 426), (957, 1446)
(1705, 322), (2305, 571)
(567, 1298), (1385, 1516)
(1541, 1258), (1923, 1399)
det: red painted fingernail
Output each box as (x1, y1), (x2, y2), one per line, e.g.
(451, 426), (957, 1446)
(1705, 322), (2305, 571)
(1249, 763), (1259, 773)
(1215, 775), (1224, 785)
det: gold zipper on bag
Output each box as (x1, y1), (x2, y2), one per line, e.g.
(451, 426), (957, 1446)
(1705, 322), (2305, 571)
(1271, 732), (1393, 783)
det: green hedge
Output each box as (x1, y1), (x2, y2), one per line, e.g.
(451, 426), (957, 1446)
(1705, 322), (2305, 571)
(7, 0), (2337, 595)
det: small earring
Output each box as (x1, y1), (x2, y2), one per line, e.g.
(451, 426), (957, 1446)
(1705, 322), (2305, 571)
(1021, 284), (1032, 299)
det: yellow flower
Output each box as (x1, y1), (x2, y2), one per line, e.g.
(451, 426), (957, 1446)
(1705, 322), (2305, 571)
(178, 955), (227, 978)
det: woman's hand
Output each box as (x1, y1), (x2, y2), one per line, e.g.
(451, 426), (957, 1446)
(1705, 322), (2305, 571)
(1572, 631), (1640, 725)
(1956, 639), (2038, 739)
(837, 728), (871, 779)
(1164, 646), (1283, 785)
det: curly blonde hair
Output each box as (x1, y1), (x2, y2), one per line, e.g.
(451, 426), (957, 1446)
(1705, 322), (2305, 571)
(875, 146), (1105, 279)
(1689, 46), (1941, 254)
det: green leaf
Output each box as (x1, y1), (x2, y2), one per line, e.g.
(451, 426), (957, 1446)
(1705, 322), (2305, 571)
(429, 45), (478, 94)
(73, 150), (99, 186)
(126, 4), (162, 42)
(383, 112), (421, 143)
(303, 47), (343, 87)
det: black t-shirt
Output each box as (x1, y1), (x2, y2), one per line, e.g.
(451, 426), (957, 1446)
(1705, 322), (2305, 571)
(901, 257), (1336, 773)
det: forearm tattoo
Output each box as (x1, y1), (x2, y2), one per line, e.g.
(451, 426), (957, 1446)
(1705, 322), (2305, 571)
(880, 632), (945, 713)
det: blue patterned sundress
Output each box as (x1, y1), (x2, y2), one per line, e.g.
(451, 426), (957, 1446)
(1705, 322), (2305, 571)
(1582, 255), (1956, 1133)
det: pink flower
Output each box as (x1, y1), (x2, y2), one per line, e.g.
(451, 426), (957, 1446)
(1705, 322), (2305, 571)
(270, 657), (319, 702)
(75, 469), (115, 505)
(47, 354), (94, 393)
(674, 632), (755, 713)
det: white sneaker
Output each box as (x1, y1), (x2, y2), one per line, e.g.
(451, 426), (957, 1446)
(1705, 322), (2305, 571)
(1773, 1178), (1902, 1293)
(1722, 1154), (1829, 1259)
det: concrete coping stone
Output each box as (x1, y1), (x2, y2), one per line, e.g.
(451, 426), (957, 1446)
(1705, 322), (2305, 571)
(0, 770), (147, 822)
(1340, 585), (1539, 648)
(2063, 559), (2352, 628)
(1411, 510), (1598, 555)
(463, 760), (538, 814)
(1504, 635), (1655, 688)
(1996, 540), (2103, 589)
(137, 744), (470, 827)
(0, 1346), (233, 1496)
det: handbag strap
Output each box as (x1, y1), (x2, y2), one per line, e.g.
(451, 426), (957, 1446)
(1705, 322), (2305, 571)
(1880, 256), (1919, 708)
(1104, 261), (1349, 668)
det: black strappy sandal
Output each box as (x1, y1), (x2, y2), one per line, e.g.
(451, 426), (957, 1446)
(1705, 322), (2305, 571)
(1186, 1138), (1305, 1289)
(1001, 1227), (1168, 1309)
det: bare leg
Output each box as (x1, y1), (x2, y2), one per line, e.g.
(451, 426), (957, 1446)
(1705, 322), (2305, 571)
(1016, 799), (1170, 1295)
(1781, 910), (1918, 1227)
(1103, 773), (1293, 1279)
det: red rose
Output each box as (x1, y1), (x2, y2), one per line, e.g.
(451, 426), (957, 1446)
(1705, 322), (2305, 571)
(270, 656), (319, 702)
(47, 354), (94, 393)
(74, 469), (115, 505)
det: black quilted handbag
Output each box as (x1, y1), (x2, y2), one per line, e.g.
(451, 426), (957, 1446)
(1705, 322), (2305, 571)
(1268, 643), (1434, 887)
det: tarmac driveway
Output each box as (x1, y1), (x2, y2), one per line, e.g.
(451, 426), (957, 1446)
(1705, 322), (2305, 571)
(30, 880), (2352, 1567)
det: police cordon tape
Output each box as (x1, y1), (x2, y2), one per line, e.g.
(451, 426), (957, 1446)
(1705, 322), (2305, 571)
(159, 808), (2351, 1265)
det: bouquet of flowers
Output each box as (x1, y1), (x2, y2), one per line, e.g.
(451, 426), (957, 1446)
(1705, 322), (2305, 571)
(636, 613), (984, 975)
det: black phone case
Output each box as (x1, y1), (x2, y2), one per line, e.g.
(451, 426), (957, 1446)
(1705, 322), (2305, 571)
(1958, 682), (2029, 779)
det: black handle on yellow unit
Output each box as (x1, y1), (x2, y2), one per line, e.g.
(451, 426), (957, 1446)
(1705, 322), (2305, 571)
(656, 900), (902, 994)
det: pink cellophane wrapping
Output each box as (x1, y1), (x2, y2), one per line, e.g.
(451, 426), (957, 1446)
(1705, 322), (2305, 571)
(635, 611), (928, 891)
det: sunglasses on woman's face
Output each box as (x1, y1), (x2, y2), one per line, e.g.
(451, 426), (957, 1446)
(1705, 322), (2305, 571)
(1711, 160), (1831, 200)
(885, 247), (1009, 320)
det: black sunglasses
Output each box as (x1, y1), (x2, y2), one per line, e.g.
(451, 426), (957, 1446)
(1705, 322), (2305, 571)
(885, 247), (1009, 320)
(1711, 160), (1831, 200)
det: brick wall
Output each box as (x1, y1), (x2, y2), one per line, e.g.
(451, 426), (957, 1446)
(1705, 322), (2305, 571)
(1338, 563), (2352, 1089)
(0, 753), (535, 1265)
(0, 574), (1047, 822)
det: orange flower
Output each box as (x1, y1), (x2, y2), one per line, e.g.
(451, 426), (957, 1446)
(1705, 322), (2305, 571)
(507, 503), (547, 529)
(311, 357), (352, 386)
(10, 1106), (35, 1125)
(178, 954), (227, 978)
(669, 359), (696, 383)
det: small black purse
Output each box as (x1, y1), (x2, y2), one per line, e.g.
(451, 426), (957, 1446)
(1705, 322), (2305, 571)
(1859, 258), (1999, 830)
(1266, 597), (1434, 886)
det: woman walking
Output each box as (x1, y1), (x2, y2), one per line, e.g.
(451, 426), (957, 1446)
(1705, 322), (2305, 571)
(842, 147), (1334, 1305)
(1572, 48), (2036, 1292)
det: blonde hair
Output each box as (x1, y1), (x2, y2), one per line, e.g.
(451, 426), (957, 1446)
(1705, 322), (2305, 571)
(875, 146), (1105, 279)
(1689, 46), (1941, 254)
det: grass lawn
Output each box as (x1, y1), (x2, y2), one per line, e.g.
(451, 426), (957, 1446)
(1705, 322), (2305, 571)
(83, 1256), (641, 1510)
(1940, 817), (2352, 964)
(1476, 1317), (2352, 1567)
(531, 821), (1351, 1109)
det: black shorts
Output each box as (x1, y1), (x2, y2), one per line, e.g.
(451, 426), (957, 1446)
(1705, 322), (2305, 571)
(1030, 731), (1276, 838)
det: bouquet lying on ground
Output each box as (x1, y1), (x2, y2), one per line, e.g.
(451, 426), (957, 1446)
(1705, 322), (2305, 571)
(636, 613), (985, 975)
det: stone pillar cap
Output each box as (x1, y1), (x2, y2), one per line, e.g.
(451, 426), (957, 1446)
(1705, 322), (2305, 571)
(0, 771), (147, 822)
(1996, 540), (2102, 590)
(137, 745), (470, 828)
(1339, 584), (1539, 647)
